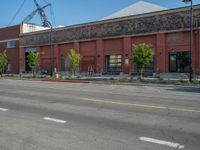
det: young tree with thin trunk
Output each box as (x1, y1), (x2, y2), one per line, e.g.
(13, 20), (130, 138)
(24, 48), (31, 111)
(132, 43), (154, 79)
(27, 52), (39, 77)
(0, 50), (8, 77)
(68, 49), (81, 76)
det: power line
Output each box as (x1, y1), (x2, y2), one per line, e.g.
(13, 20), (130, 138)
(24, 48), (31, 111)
(50, 5), (56, 26)
(8, 0), (27, 26)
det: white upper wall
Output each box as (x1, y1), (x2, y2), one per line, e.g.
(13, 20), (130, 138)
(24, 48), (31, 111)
(102, 1), (168, 20)
(22, 23), (50, 33)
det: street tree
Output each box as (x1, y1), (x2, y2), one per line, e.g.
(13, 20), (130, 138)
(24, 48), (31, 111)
(132, 43), (154, 78)
(27, 52), (39, 77)
(0, 50), (8, 77)
(68, 49), (81, 76)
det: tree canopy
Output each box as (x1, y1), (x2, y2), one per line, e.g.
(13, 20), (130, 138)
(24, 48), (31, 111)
(0, 50), (8, 70)
(27, 52), (39, 77)
(68, 49), (81, 75)
(132, 43), (154, 78)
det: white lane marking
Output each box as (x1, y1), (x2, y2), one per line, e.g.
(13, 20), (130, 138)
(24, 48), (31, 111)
(0, 108), (8, 111)
(139, 137), (185, 149)
(43, 117), (66, 124)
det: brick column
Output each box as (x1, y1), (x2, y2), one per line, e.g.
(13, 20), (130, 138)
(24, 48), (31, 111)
(156, 33), (166, 73)
(123, 37), (132, 74)
(96, 39), (104, 73)
(53, 44), (59, 72)
(19, 47), (25, 72)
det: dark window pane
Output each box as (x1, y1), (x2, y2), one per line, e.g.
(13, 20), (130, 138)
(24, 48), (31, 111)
(177, 52), (190, 73)
(169, 54), (177, 72)
(169, 51), (190, 73)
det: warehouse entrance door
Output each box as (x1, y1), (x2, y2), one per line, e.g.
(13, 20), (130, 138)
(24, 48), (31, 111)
(25, 48), (37, 73)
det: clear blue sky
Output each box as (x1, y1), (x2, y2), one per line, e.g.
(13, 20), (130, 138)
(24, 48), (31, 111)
(0, 0), (199, 28)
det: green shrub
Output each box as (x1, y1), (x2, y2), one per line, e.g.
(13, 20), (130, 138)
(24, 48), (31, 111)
(48, 74), (62, 80)
(175, 81), (182, 85)
(117, 77), (129, 82)
(4, 74), (14, 77)
(158, 77), (164, 81)
(178, 79), (185, 83)
(178, 79), (191, 85)
(65, 74), (72, 80)
(76, 75), (82, 79)
(109, 77), (115, 80)
(48, 76), (56, 80)
(191, 79), (200, 85)
(137, 77), (144, 82)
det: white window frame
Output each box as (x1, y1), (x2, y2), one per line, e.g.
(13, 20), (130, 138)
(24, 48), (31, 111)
(7, 40), (15, 48)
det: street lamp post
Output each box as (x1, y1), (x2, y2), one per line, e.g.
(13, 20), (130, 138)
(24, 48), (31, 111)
(182, 0), (193, 82)
(50, 26), (53, 76)
(48, 22), (54, 76)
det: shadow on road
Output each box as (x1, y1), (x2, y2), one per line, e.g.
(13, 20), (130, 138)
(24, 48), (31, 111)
(167, 86), (200, 93)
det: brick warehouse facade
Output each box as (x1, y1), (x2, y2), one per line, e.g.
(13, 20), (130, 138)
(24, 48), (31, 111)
(1, 5), (200, 75)
(0, 24), (48, 74)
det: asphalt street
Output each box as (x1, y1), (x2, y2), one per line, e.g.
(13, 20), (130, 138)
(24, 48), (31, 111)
(0, 79), (200, 150)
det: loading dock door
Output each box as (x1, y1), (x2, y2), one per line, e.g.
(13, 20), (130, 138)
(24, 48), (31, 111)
(105, 55), (122, 73)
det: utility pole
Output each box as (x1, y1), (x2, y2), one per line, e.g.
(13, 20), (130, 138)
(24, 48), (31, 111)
(182, 0), (193, 82)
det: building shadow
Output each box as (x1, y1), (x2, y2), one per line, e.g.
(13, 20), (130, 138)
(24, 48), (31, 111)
(167, 86), (200, 93)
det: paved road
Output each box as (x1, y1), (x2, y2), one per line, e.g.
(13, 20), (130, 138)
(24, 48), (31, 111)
(0, 79), (199, 150)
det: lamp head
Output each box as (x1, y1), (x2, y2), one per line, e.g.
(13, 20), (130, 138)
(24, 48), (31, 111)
(182, 0), (192, 3)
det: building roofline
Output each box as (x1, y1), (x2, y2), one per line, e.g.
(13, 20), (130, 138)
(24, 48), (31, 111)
(20, 4), (200, 37)
(102, 0), (168, 20)
(0, 23), (50, 30)
(0, 24), (21, 30)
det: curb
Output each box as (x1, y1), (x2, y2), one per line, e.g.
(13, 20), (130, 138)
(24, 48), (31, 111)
(42, 80), (90, 83)
(1, 77), (199, 88)
(89, 81), (200, 88)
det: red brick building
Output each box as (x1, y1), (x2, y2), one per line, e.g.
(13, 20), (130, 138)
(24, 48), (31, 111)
(1, 3), (200, 75)
(0, 25), (21, 73)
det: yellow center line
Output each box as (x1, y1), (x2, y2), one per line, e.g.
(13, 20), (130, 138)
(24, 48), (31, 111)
(169, 107), (200, 113)
(82, 98), (200, 113)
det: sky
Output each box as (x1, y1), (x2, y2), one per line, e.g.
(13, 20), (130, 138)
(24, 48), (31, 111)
(0, 0), (200, 28)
